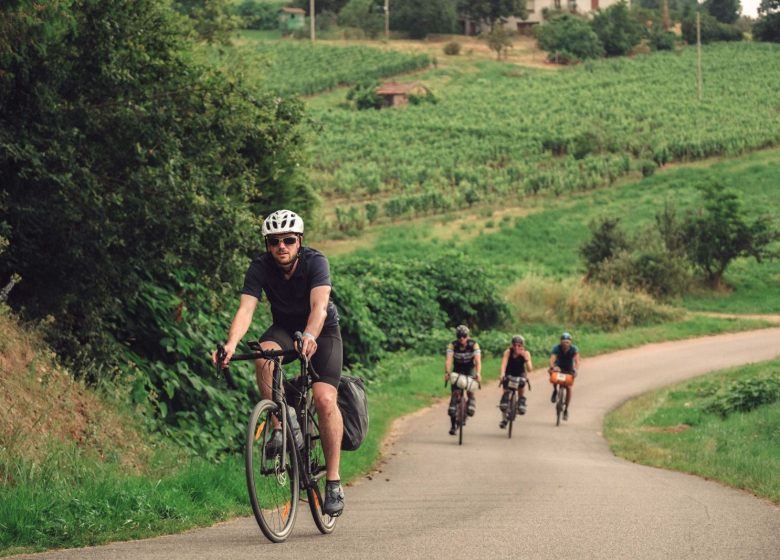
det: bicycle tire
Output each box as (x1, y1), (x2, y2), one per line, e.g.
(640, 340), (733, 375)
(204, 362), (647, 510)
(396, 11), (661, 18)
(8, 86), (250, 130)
(556, 387), (565, 427)
(246, 400), (300, 543)
(508, 392), (515, 439)
(458, 392), (465, 446)
(305, 403), (337, 534)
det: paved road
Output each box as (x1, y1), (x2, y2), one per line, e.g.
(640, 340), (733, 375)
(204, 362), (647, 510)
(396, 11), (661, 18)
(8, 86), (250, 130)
(15, 328), (780, 560)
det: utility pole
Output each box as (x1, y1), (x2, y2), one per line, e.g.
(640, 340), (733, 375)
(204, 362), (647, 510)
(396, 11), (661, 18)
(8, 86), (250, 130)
(310, 0), (316, 41)
(384, 0), (390, 41)
(696, 10), (703, 102)
(662, 0), (670, 30)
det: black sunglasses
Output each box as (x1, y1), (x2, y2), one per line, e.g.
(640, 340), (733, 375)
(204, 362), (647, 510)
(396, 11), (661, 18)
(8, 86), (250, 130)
(267, 236), (298, 247)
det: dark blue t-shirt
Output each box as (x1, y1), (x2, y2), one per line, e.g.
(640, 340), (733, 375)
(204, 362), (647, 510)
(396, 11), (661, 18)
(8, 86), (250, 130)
(241, 247), (339, 331)
(551, 343), (578, 372)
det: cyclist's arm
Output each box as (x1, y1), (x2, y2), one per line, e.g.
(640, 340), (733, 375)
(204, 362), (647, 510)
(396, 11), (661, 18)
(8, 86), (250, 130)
(444, 345), (453, 379)
(301, 285), (330, 357)
(499, 348), (509, 382)
(573, 351), (581, 373)
(223, 294), (259, 362)
(548, 352), (557, 371)
(473, 345), (482, 381)
(524, 351), (533, 374)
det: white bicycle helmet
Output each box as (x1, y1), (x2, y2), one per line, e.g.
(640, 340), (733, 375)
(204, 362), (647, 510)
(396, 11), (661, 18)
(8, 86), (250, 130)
(262, 209), (304, 237)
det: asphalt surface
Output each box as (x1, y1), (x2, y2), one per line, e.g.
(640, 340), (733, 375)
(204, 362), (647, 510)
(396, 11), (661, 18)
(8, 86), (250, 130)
(13, 328), (780, 560)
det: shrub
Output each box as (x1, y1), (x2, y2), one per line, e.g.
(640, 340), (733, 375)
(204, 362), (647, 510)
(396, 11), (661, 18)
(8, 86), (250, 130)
(346, 80), (382, 110)
(536, 14), (605, 63)
(705, 376), (780, 418)
(681, 12), (743, 44)
(443, 41), (462, 55)
(649, 30), (678, 50)
(753, 13), (780, 42)
(591, 1), (644, 56)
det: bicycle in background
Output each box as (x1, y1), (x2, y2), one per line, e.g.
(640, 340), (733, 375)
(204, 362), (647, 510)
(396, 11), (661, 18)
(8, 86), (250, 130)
(215, 332), (336, 543)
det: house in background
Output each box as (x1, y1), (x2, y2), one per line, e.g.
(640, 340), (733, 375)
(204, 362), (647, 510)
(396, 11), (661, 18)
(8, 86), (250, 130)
(279, 7), (306, 34)
(460, 0), (623, 34)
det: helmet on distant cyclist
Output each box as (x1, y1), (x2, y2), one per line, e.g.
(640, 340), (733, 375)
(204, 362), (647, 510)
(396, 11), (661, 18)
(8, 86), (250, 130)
(511, 335), (525, 345)
(455, 325), (469, 338)
(262, 209), (304, 237)
(561, 332), (572, 341)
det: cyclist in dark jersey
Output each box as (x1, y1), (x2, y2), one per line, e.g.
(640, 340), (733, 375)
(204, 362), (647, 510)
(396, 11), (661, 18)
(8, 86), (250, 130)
(548, 332), (580, 422)
(498, 334), (533, 429)
(444, 325), (482, 436)
(214, 209), (345, 517)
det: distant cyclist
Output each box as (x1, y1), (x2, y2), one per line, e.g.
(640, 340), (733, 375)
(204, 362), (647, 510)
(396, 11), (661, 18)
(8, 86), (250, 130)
(444, 325), (482, 436)
(548, 332), (580, 421)
(498, 334), (532, 429)
(213, 209), (345, 517)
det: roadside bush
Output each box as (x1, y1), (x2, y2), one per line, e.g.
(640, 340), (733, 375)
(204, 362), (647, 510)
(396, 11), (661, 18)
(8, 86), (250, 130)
(536, 14), (605, 63)
(506, 276), (681, 331)
(705, 375), (780, 418)
(235, 0), (285, 29)
(346, 79), (382, 110)
(443, 41), (462, 55)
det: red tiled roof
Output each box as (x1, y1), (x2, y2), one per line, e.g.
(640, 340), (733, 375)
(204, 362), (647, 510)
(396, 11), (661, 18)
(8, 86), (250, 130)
(376, 81), (427, 95)
(281, 7), (305, 14)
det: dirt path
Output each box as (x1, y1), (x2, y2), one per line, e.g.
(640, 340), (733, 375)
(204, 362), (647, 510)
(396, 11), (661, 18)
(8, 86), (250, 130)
(13, 328), (780, 560)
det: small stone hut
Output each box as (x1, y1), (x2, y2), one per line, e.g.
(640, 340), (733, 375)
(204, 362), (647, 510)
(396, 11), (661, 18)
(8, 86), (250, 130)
(279, 7), (305, 33)
(375, 81), (431, 108)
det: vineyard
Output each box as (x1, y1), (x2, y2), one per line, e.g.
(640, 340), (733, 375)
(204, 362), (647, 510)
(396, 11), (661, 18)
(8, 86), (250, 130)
(227, 35), (432, 96)
(302, 43), (780, 232)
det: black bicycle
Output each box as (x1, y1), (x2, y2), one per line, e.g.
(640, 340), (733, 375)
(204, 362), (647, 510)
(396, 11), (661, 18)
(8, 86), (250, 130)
(549, 368), (573, 427)
(215, 332), (336, 543)
(447, 372), (480, 446)
(502, 375), (530, 439)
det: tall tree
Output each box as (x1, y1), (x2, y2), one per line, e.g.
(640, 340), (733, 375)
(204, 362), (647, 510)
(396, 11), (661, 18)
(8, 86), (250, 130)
(458, 0), (528, 31)
(704, 0), (741, 23)
(391, 0), (457, 38)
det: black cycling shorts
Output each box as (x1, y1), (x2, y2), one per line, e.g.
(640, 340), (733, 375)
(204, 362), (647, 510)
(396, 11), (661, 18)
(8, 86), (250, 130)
(259, 324), (343, 389)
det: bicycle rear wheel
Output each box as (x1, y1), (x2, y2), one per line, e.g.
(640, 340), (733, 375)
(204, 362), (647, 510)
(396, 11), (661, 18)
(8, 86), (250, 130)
(305, 404), (337, 534)
(457, 392), (465, 446)
(555, 387), (565, 427)
(508, 392), (515, 439)
(246, 400), (300, 543)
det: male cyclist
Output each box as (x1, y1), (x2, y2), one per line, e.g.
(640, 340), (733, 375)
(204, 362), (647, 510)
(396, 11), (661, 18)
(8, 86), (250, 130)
(548, 332), (580, 421)
(444, 325), (482, 435)
(214, 209), (345, 517)
(498, 334), (533, 429)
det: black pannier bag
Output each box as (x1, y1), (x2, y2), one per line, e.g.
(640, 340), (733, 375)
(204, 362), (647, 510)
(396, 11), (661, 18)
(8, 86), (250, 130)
(337, 375), (369, 451)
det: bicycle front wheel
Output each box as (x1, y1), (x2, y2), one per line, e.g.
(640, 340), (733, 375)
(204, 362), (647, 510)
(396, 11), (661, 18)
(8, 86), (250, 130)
(457, 393), (465, 446)
(246, 400), (300, 543)
(508, 392), (515, 439)
(305, 404), (337, 534)
(556, 387), (565, 427)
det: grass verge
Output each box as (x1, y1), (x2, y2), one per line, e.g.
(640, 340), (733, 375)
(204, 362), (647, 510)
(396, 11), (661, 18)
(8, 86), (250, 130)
(604, 358), (780, 504)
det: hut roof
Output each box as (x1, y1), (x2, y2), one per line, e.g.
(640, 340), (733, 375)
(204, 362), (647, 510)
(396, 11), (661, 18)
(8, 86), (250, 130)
(281, 7), (306, 14)
(375, 81), (429, 95)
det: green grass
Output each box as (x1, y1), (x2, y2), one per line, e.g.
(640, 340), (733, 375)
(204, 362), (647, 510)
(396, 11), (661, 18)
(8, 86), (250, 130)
(604, 358), (780, 504)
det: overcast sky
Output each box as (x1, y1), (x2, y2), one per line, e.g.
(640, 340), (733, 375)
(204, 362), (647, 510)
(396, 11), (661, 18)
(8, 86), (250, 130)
(741, 0), (760, 17)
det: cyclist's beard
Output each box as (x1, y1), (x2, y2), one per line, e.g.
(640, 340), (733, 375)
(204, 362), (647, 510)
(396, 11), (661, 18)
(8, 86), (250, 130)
(276, 253), (299, 273)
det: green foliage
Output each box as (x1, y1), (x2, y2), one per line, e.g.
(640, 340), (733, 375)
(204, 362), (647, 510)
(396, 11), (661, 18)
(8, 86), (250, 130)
(535, 14), (605, 63)
(458, 0), (528, 29)
(391, 0), (457, 39)
(339, 0), (384, 37)
(753, 12), (780, 42)
(681, 11), (743, 43)
(705, 376), (780, 418)
(234, 0), (286, 30)
(484, 27), (514, 60)
(581, 218), (629, 280)
(173, 0), (240, 44)
(681, 182), (778, 284)
(333, 252), (510, 365)
(591, 1), (644, 56)
(230, 40), (431, 96)
(704, 0), (740, 23)
(0, 0), (310, 379)
(346, 79), (382, 110)
(649, 30), (678, 50)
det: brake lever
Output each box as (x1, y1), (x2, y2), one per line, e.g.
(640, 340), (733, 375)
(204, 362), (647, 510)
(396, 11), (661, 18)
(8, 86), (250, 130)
(215, 343), (238, 390)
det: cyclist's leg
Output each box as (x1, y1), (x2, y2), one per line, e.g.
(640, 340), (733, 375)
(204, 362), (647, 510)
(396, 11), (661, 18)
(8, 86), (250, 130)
(565, 385), (572, 407)
(310, 326), (343, 482)
(256, 325), (296, 400)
